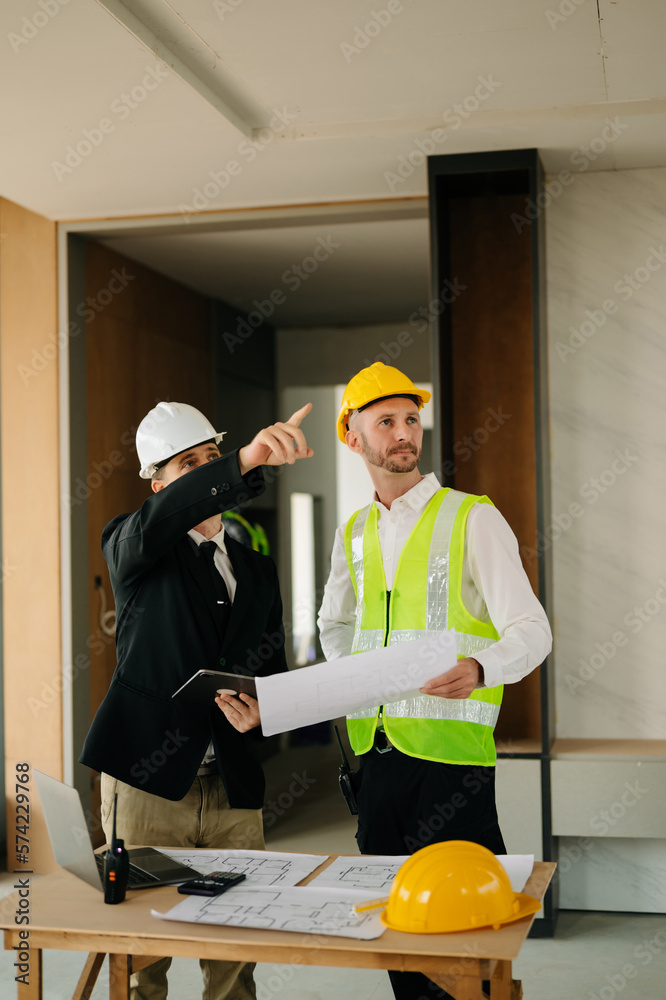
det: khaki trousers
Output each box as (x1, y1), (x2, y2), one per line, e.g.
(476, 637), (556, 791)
(101, 772), (264, 1000)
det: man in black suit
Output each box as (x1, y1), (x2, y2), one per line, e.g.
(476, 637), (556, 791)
(80, 400), (312, 1000)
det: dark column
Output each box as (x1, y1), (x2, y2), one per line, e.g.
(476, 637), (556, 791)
(428, 149), (556, 934)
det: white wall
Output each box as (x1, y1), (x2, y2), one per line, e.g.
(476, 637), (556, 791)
(277, 385), (339, 667)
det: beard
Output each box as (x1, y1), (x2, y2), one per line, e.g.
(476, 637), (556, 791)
(360, 433), (421, 473)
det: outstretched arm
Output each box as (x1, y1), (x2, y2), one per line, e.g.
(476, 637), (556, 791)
(105, 404), (314, 588)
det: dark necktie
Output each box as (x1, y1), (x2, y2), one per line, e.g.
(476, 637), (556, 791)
(199, 541), (232, 634)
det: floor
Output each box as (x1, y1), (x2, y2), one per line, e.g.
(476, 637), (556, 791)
(1, 738), (665, 999)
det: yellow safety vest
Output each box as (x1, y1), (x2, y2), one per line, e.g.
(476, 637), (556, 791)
(344, 488), (503, 766)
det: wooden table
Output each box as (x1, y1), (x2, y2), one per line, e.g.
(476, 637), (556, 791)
(1, 856), (555, 1000)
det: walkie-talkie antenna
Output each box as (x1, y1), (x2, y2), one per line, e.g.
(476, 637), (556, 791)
(111, 793), (119, 850)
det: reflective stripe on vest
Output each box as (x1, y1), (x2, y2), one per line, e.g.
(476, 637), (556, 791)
(343, 488), (503, 765)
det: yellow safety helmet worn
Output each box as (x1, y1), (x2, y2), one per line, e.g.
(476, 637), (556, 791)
(336, 362), (431, 443)
(381, 841), (540, 934)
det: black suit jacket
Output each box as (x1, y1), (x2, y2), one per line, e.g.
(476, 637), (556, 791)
(79, 452), (287, 807)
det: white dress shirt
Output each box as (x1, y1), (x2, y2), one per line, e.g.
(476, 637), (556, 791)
(187, 524), (236, 601)
(317, 473), (552, 689)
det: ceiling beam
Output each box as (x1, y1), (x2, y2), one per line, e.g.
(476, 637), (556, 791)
(94, 0), (262, 138)
(60, 197), (429, 239)
(263, 97), (666, 142)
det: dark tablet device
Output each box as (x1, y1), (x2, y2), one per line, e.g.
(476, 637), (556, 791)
(172, 669), (257, 704)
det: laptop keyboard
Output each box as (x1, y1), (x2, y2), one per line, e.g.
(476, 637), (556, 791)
(95, 853), (161, 887)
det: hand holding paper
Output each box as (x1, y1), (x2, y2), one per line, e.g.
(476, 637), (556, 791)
(420, 656), (482, 699)
(256, 632), (457, 737)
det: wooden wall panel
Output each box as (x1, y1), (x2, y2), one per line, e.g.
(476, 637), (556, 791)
(0, 198), (61, 872)
(449, 194), (537, 571)
(83, 243), (212, 833)
(448, 193), (541, 745)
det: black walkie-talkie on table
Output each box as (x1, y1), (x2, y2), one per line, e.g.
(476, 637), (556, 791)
(335, 725), (359, 816)
(103, 793), (129, 904)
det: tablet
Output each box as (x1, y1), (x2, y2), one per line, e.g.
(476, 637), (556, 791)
(172, 669), (257, 704)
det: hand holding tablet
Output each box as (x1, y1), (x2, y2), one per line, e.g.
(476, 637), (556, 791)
(172, 670), (257, 705)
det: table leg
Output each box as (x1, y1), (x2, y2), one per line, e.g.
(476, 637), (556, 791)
(108, 954), (131, 1000)
(428, 972), (485, 1000)
(17, 947), (42, 1000)
(489, 960), (520, 1000)
(130, 955), (164, 974)
(72, 953), (106, 1000)
(451, 976), (485, 1000)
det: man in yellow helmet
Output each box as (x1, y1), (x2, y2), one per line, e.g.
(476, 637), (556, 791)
(318, 362), (552, 1000)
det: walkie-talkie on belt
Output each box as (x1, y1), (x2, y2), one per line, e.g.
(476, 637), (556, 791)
(103, 793), (129, 904)
(335, 724), (359, 816)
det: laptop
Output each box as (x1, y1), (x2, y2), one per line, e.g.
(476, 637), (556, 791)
(34, 770), (202, 890)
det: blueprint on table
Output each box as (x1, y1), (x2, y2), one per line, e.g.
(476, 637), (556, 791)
(308, 855), (409, 892)
(309, 853), (534, 894)
(159, 849), (327, 886)
(152, 884), (386, 940)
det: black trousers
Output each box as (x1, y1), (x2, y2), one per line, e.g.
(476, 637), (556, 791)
(355, 748), (506, 1000)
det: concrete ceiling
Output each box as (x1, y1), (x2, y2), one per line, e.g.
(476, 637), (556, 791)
(2, 0), (664, 325)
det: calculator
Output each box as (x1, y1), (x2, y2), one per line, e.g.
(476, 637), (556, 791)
(177, 871), (246, 896)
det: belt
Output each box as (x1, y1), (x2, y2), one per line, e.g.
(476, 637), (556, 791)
(197, 760), (218, 776)
(373, 730), (393, 754)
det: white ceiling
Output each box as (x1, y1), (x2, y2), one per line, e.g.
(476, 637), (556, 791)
(2, 0), (665, 325)
(99, 210), (431, 325)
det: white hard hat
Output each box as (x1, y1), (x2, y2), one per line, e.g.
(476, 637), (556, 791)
(136, 401), (226, 479)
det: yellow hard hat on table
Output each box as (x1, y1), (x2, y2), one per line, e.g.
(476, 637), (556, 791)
(381, 841), (540, 934)
(336, 362), (431, 443)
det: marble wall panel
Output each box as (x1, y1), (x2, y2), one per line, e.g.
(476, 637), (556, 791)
(559, 838), (666, 913)
(546, 168), (666, 739)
